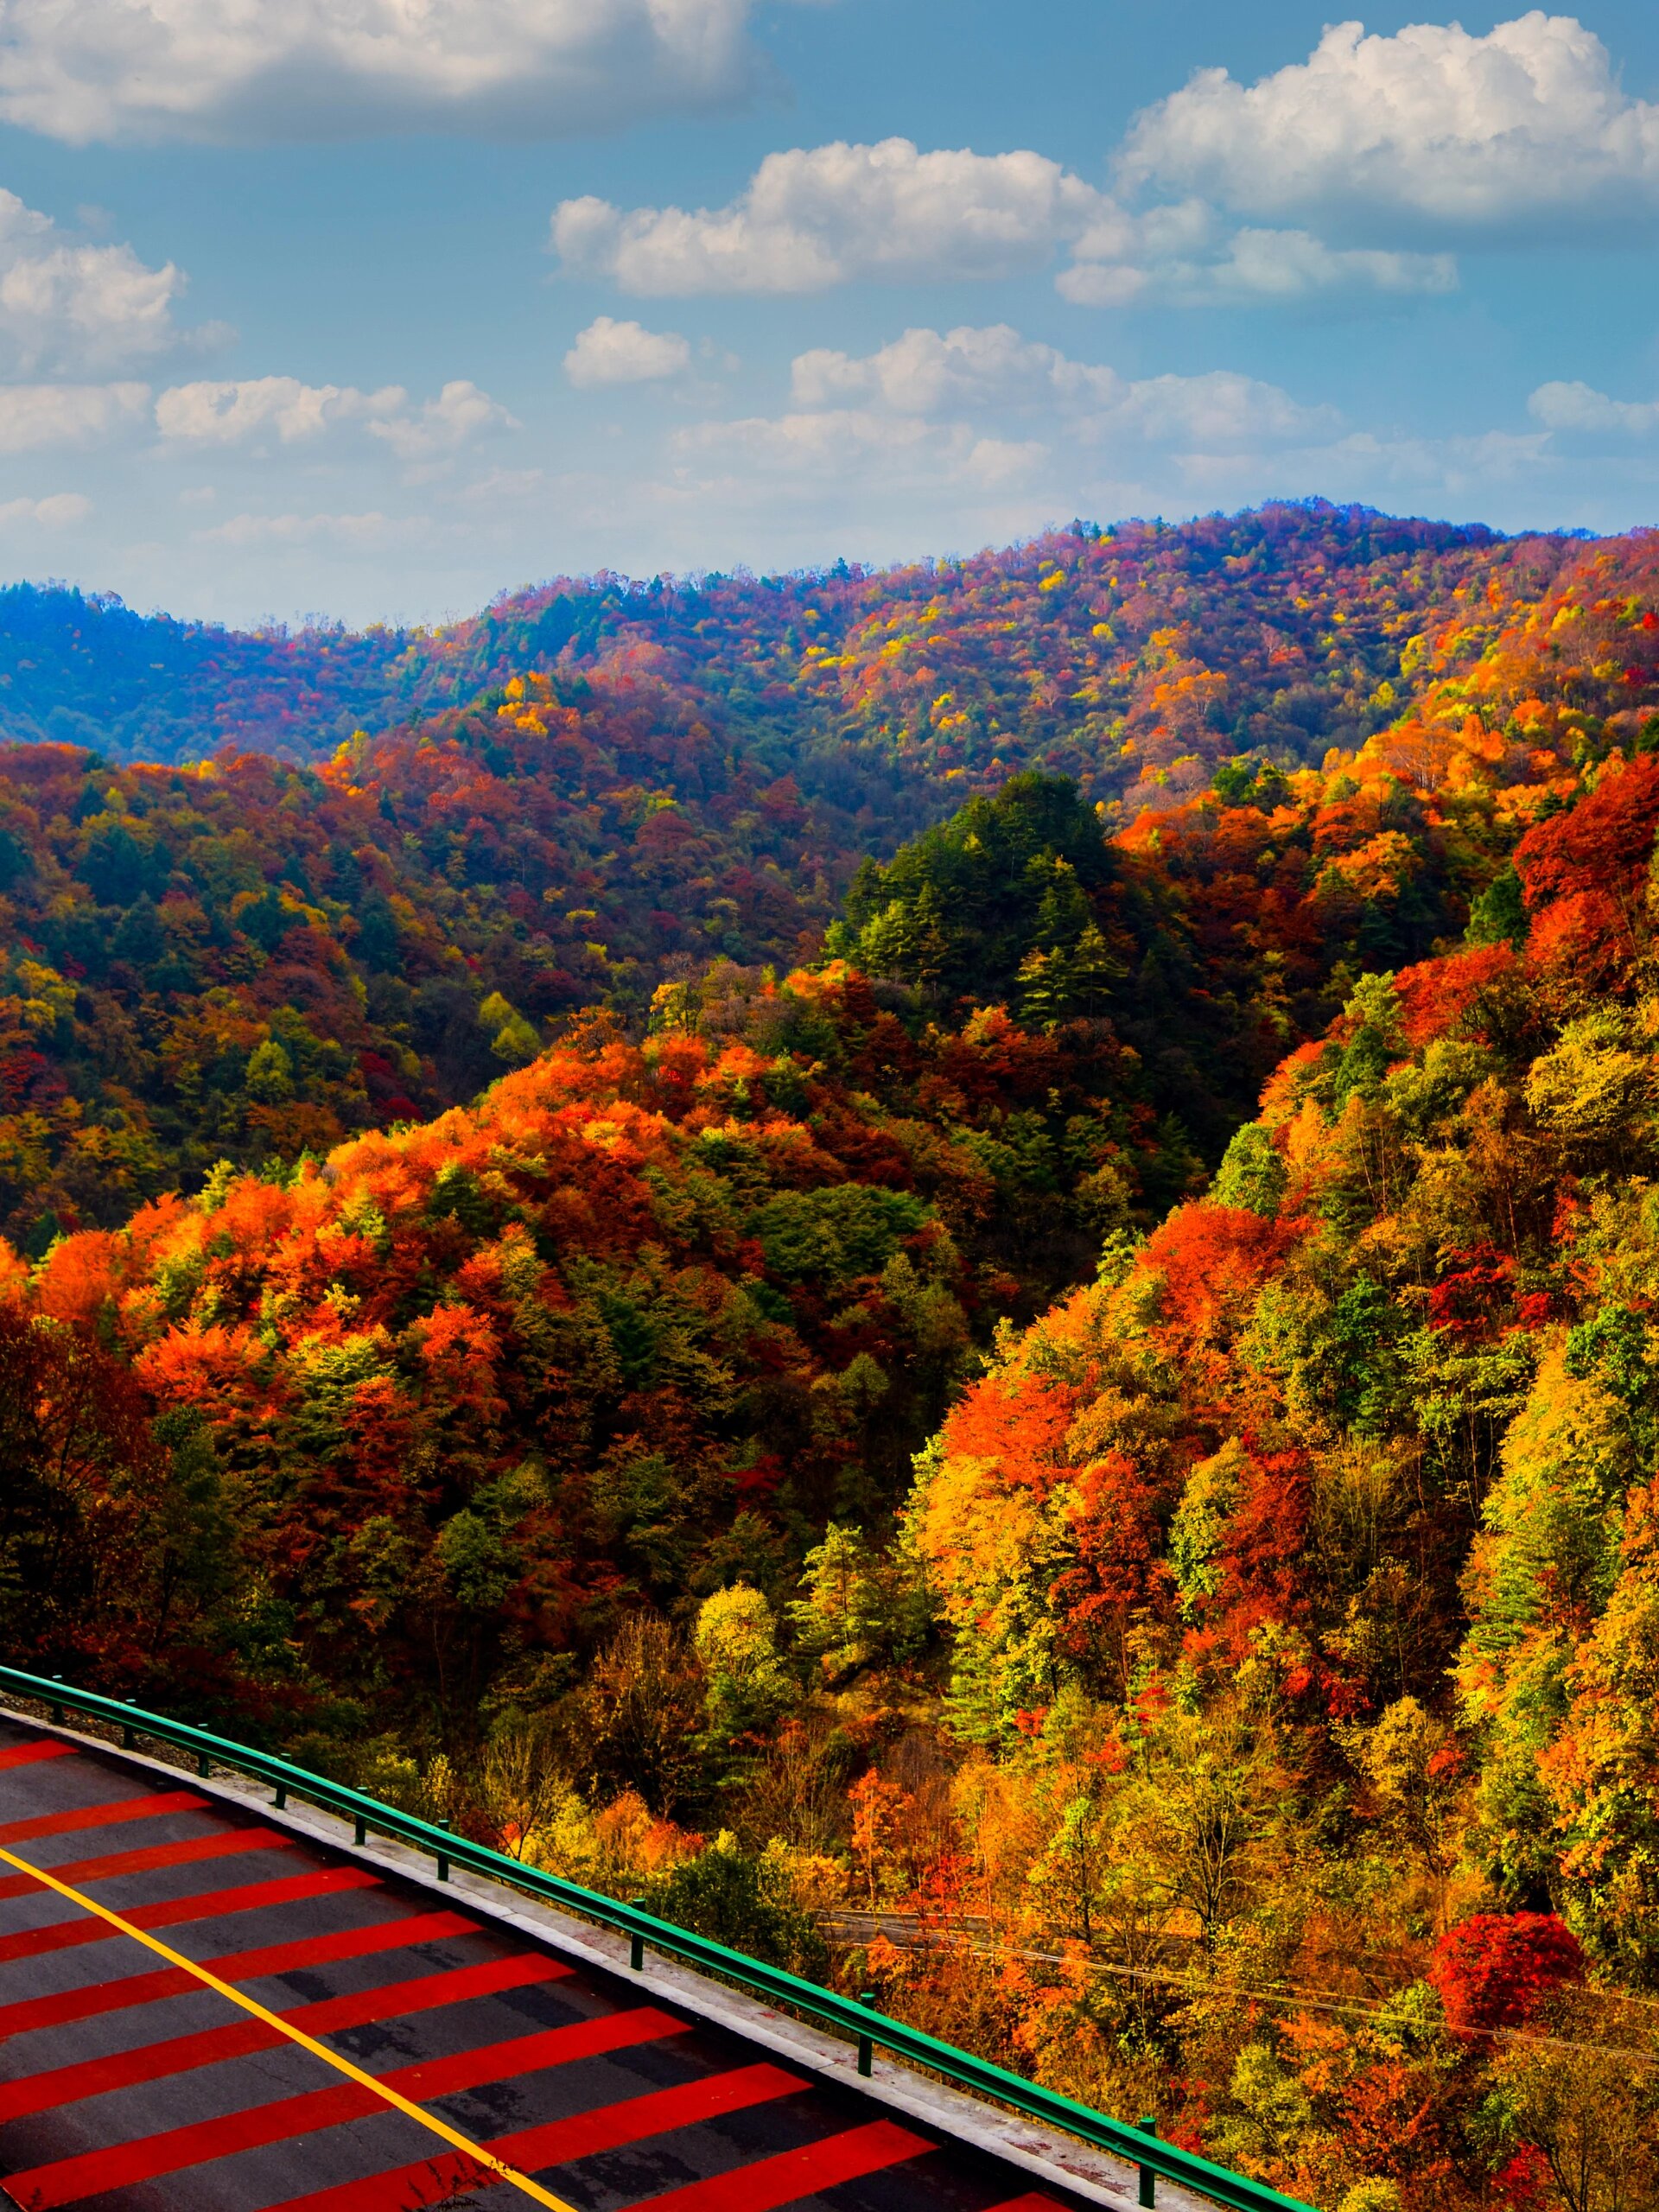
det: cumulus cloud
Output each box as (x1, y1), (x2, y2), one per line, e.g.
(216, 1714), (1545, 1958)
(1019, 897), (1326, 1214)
(366, 379), (518, 460)
(0, 380), (149, 452)
(0, 490), (89, 524)
(156, 375), (515, 456)
(156, 376), (402, 444)
(1287, 428), (1553, 491)
(554, 133), (1459, 308)
(1105, 368), (1338, 447)
(718, 327), (1567, 539)
(652, 323), (1354, 561)
(195, 510), (416, 549)
(1061, 222), (1456, 306)
(789, 325), (1334, 446)
(653, 335), (1376, 570)
(0, 188), (207, 372)
(674, 409), (1045, 487)
(0, 0), (782, 145)
(553, 138), (1108, 293)
(1119, 12), (1659, 230)
(564, 315), (692, 387)
(790, 324), (1106, 413)
(1529, 379), (1659, 435)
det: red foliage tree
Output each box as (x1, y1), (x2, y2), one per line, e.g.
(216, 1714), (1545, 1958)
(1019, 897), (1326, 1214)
(1142, 1203), (1302, 1344)
(937, 1370), (1079, 1500)
(1211, 1444), (1314, 1656)
(1050, 1451), (1173, 1694)
(1516, 755), (1659, 917)
(1427, 1244), (1518, 1342)
(1392, 943), (1513, 1049)
(1429, 1911), (1584, 2036)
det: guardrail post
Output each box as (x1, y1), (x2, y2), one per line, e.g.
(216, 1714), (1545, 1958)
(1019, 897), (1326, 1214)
(354, 1814), (367, 1847)
(198, 1751), (212, 1778)
(857, 1991), (878, 2077)
(0, 1666), (1321, 2212)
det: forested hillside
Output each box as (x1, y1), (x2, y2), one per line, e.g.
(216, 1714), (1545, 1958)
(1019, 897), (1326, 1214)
(0, 504), (1567, 785)
(8, 508), (1656, 1255)
(9, 502), (1659, 2210)
(0, 584), (412, 762)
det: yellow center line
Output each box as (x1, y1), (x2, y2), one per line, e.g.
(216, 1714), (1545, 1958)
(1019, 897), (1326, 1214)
(0, 1840), (579, 2211)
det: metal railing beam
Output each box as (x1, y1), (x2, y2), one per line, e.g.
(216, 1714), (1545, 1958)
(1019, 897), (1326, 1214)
(0, 1665), (1313, 2212)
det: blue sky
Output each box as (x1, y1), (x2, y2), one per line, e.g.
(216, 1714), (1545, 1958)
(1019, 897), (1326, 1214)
(0, 0), (1657, 625)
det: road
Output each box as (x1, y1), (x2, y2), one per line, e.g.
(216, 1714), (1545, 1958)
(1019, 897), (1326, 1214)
(0, 1715), (1124, 2212)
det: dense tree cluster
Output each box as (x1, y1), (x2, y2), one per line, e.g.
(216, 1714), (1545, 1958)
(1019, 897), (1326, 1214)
(0, 669), (861, 1248)
(0, 585), (413, 763)
(9, 505), (1659, 2207)
(0, 504), (1576, 782)
(900, 745), (1659, 2202)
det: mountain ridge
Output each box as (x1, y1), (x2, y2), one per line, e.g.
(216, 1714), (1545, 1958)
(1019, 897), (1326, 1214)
(0, 501), (1556, 780)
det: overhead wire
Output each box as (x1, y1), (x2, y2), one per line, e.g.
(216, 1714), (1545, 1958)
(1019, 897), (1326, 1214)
(824, 1912), (1659, 2066)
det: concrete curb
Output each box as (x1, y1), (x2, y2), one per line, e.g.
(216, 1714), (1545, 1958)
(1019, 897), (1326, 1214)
(0, 1706), (1215, 2212)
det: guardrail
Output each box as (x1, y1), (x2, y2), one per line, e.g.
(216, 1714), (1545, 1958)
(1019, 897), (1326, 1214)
(0, 1664), (1315, 2212)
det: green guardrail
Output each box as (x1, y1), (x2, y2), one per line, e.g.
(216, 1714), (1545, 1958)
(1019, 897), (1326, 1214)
(0, 1664), (1315, 2212)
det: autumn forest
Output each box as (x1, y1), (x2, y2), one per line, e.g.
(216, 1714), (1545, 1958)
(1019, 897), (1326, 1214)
(8, 499), (1659, 2211)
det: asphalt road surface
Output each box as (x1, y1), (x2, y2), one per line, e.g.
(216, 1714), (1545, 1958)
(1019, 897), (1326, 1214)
(0, 1719), (1099, 2212)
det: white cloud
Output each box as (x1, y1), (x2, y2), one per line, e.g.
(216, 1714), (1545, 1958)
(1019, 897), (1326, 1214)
(463, 395), (1580, 596)
(156, 376), (403, 444)
(1198, 227), (1455, 298)
(0, 0), (780, 145)
(1119, 13), (1659, 230)
(366, 379), (518, 460)
(0, 491), (90, 524)
(652, 324), (1349, 561)
(564, 315), (692, 387)
(553, 137), (1109, 293)
(1107, 368), (1336, 447)
(156, 374), (514, 457)
(790, 325), (1090, 412)
(1529, 379), (1659, 435)
(554, 133), (1459, 308)
(0, 380), (149, 452)
(675, 408), (1046, 488)
(1289, 428), (1553, 491)
(0, 188), (207, 372)
(789, 325), (1333, 446)
(196, 510), (417, 550)
(1061, 224), (1456, 306)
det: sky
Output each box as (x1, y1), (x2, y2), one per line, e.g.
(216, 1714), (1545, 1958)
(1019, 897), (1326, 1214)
(1, 1), (1658, 626)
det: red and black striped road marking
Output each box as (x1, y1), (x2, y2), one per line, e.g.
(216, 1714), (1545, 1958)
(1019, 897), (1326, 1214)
(0, 1821), (295, 1900)
(0, 1745), (75, 1776)
(0, 1906), (479, 2038)
(0, 1864), (380, 1967)
(0, 1788), (207, 1846)
(257, 2063), (814, 2212)
(0, 1951), (569, 2123)
(0, 1725), (1097, 2212)
(8, 2005), (695, 2205)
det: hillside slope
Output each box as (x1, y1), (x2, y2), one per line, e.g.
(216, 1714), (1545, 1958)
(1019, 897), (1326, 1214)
(6, 514), (1659, 1258)
(888, 747), (1659, 2204)
(0, 505), (1567, 781)
(8, 512), (1659, 2205)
